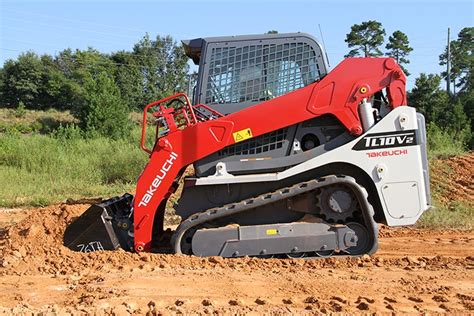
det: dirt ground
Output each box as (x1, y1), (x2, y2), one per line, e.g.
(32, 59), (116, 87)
(0, 153), (473, 315)
(1, 208), (473, 314)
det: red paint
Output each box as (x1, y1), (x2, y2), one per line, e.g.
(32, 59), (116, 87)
(366, 149), (408, 158)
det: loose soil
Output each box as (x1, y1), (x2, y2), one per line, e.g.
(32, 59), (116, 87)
(1, 206), (473, 314)
(430, 153), (474, 204)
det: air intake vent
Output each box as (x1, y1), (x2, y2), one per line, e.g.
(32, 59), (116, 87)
(218, 128), (288, 156)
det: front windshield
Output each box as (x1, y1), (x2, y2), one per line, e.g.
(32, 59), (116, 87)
(205, 42), (321, 105)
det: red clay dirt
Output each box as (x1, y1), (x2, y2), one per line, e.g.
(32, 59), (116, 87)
(430, 153), (474, 204)
(0, 153), (473, 314)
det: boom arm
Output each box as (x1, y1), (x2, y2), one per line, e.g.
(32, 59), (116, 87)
(133, 58), (407, 252)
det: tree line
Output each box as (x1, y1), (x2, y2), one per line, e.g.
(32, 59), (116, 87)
(0, 34), (189, 138)
(0, 24), (472, 147)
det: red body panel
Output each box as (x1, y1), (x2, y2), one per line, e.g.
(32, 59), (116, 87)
(133, 58), (407, 252)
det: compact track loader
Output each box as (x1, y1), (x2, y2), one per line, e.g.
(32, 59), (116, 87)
(65, 33), (431, 258)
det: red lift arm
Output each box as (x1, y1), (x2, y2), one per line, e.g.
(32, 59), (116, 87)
(133, 57), (407, 252)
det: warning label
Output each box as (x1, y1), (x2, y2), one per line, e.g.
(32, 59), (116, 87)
(266, 229), (278, 235)
(232, 128), (253, 143)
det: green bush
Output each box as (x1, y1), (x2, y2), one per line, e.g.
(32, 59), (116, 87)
(78, 73), (132, 140)
(13, 122), (33, 134)
(14, 101), (26, 118)
(53, 123), (83, 141)
(427, 123), (467, 158)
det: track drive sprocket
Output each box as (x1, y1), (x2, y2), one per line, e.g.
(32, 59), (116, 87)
(317, 185), (357, 222)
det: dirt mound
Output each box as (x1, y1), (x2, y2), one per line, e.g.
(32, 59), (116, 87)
(430, 152), (474, 204)
(0, 204), (470, 278)
(0, 205), (474, 315)
(1, 202), (473, 314)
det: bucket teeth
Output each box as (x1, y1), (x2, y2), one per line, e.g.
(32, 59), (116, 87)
(64, 193), (134, 252)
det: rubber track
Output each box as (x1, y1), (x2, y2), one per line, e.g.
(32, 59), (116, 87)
(173, 175), (379, 257)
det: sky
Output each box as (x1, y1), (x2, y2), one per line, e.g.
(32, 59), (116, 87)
(0, 0), (473, 89)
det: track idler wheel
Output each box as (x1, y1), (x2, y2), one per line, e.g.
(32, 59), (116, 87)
(178, 228), (196, 255)
(344, 222), (371, 255)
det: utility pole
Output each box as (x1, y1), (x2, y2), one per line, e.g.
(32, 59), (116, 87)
(446, 28), (451, 96)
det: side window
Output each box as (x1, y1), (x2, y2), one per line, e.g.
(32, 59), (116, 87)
(204, 42), (321, 105)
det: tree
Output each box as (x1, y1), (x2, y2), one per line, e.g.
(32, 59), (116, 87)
(162, 37), (189, 99)
(132, 34), (189, 107)
(437, 97), (471, 140)
(1, 51), (44, 108)
(439, 27), (473, 146)
(79, 72), (131, 139)
(35, 54), (74, 110)
(266, 30), (278, 34)
(409, 74), (448, 123)
(385, 30), (413, 76)
(110, 50), (143, 110)
(0, 67), (4, 106)
(345, 20), (385, 57)
(458, 88), (474, 147)
(53, 48), (117, 112)
(0, 33), (189, 114)
(439, 27), (474, 94)
(409, 73), (471, 145)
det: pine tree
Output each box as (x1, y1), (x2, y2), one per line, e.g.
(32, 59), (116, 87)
(345, 21), (386, 57)
(439, 27), (473, 94)
(409, 74), (447, 123)
(385, 31), (413, 76)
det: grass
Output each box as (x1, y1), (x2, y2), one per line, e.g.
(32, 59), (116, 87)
(0, 128), (148, 207)
(0, 108), (143, 135)
(0, 108), (158, 207)
(426, 123), (468, 159)
(417, 200), (473, 230)
(0, 108), (77, 134)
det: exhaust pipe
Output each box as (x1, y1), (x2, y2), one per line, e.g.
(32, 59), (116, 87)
(64, 194), (134, 252)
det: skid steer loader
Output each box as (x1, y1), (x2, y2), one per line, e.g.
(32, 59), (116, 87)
(64, 33), (431, 258)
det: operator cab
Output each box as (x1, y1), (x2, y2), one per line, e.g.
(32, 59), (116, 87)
(182, 33), (329, 114)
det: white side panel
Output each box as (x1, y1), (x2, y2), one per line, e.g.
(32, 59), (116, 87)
(381, 182), (421, 219)
(195, 106), (430, 226)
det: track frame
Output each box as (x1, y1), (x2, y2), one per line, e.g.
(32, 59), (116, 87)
(172, 175), (378, 257)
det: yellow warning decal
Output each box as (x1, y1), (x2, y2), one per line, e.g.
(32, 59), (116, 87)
(266, 229), (278, 235)
(232, 128), (253, 143)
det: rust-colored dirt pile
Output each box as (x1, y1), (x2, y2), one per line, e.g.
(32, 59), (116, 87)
(430, 152), (474, 204)
(1, 203), (473, 314)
